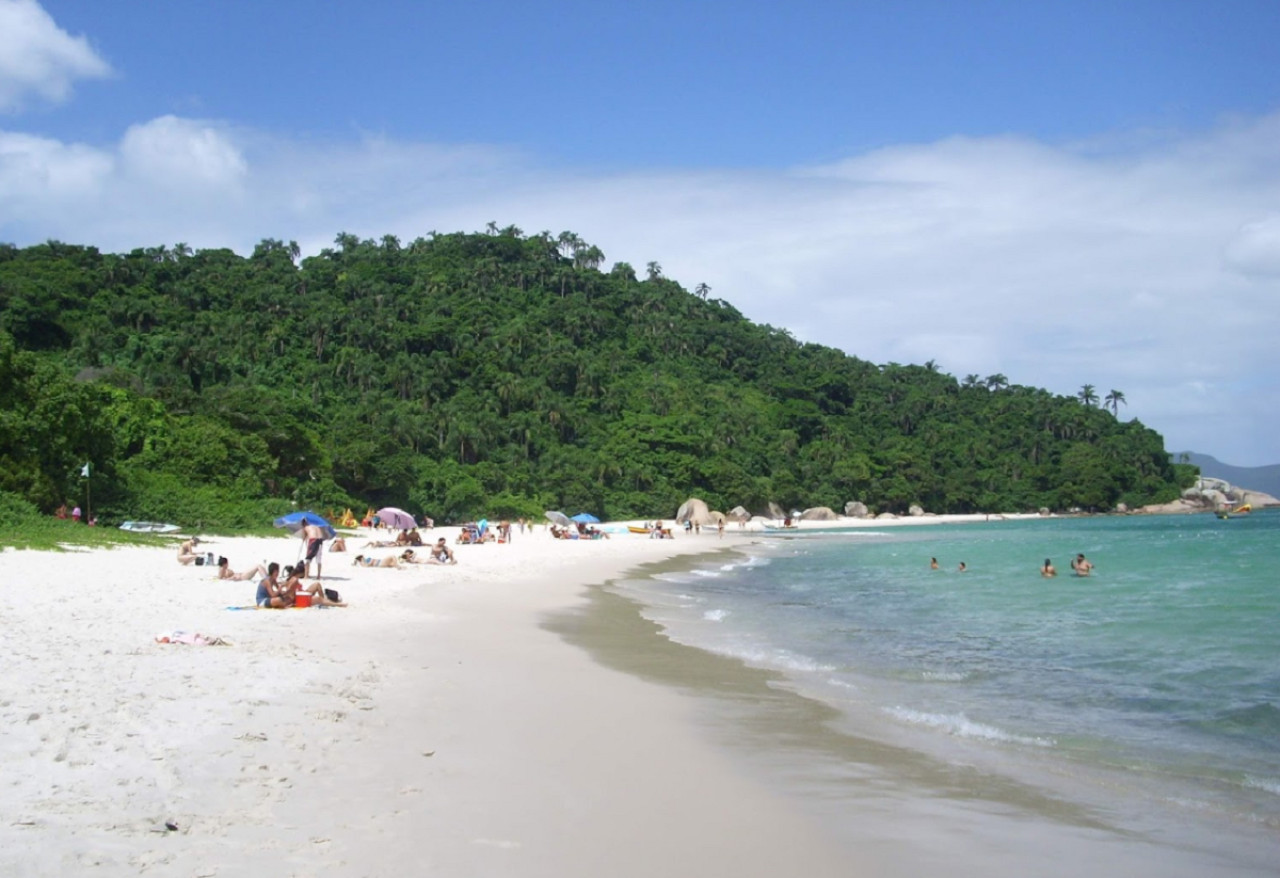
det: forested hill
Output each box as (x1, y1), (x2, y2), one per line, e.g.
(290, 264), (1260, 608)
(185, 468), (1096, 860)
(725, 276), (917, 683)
(0, 230), (1191, 527)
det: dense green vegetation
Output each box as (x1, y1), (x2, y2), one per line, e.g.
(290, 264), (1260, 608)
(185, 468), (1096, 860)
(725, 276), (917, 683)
(0, 230), (1194, 527)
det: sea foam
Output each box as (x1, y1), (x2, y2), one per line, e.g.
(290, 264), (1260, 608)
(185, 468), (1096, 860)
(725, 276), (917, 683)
(885, 707), (1054, 748)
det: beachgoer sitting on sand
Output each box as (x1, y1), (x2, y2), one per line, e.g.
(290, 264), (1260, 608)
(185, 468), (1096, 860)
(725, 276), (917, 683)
(217, 557), (267, 581)
(649, 521), (673, 539)
(330, 536), (347, 553)
(279, 564), (347, 606)
(177, 537), (202, 565)
(1041, 558), (1057, 578)
(427, 538), (457, 564)
(298, 581), (345, 606)
(256, 563), (287, 608)
(353, 554), (399, 568)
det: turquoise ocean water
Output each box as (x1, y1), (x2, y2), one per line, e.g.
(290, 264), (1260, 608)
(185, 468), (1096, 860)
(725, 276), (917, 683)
(616, 512), (1280, 848)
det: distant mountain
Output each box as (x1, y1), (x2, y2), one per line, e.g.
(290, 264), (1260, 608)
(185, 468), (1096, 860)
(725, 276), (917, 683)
(1176, 452), (1280, 498)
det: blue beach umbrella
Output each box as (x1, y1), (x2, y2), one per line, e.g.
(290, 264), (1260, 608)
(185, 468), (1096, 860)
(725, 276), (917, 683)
(273, 510), (336, 540)
(571, 512), (600, 524)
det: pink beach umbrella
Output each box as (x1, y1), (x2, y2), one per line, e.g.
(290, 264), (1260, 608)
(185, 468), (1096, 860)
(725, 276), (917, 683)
(375, 507), (417, 530)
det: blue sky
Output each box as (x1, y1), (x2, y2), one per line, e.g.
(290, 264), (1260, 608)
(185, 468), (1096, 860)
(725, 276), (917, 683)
(4, 0), (1280, 467)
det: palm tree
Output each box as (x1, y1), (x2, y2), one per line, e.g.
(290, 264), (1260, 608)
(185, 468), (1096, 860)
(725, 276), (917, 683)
(1104, 389), (1126, 416)
(646, 261), (663, 281)
(962, 374), (981, 389)
(1078, 384), (1098, 406)
(695, 282), (711, 300)
(984, 373), (1009, 391)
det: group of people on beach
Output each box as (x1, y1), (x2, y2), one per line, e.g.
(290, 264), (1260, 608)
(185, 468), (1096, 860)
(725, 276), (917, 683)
(353, 537), (458, 568)
(255, 562), (346, 607)
(550, 523), (608, 540)
(54, 503), (96, 526)
(209, 556), (345, 607)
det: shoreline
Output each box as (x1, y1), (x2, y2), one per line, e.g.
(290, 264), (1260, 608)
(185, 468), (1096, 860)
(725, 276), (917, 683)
(5, 521), (1276, 876)
(592, 527), (1280, 878)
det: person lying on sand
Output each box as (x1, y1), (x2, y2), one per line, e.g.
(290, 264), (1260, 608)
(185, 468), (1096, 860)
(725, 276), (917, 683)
(216, 557), (267, 581)
(176, 537), (202, 565)
(353, 554), (399, 568)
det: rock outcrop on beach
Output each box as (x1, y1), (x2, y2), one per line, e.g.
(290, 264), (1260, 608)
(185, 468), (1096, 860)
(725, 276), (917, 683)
(1189, 477), (1280, 509)
(1139, 476), (1280, 514)
(675, 498), (712, 524)
(1176, 452), (1280, 500)
(844, 501), (870, 518)
(800, 506), (838, 521)
(908, 504), (925, 517)
(1138, 498), (1205, 515)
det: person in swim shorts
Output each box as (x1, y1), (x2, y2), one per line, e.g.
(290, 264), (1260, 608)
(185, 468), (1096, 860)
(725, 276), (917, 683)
(301, 521), (326, 578)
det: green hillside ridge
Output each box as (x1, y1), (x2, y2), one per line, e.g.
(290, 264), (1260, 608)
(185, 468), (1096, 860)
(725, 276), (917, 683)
(0, 230), (1192, 528)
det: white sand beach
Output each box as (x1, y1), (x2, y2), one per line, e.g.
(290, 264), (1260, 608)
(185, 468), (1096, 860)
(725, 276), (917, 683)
(0, 524), (861, 877)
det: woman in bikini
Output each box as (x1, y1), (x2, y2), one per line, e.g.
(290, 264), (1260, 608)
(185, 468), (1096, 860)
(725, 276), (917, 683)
(217, 557), (267, 581)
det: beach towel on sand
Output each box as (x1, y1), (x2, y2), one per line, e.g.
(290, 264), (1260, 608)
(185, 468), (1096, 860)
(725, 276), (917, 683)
(155, 630), (231, 646)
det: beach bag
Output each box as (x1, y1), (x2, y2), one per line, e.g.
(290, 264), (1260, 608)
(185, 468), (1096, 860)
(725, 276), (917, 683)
(324, 588), (341, 603)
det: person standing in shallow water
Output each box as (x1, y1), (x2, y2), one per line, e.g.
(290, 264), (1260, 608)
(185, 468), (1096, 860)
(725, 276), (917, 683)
(1070, 553), (1093, 576)
(930, 557), (939, 570)
(1042, 558), (1057, 577)
(957, 561), (967, 572)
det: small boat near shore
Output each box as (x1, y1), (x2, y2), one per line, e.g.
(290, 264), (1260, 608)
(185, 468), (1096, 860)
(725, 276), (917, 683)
(118, 521), (181, 534)
(1216, 503), (1252, 520)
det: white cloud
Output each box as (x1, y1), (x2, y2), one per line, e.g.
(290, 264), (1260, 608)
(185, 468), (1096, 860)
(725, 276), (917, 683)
(0, 111), (1278, 464)
(0, 129), (112, 198)
(119, 116), (247, 190)
(1224, 215), (1280, 278)
(0, 0), (111, 112)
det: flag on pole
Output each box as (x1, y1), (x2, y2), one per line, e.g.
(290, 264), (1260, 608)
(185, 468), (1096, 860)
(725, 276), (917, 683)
(81, 463), (90, 477)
